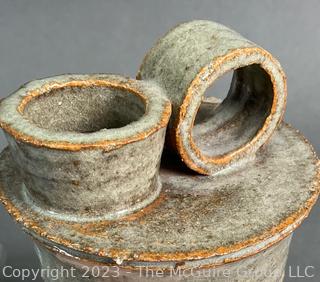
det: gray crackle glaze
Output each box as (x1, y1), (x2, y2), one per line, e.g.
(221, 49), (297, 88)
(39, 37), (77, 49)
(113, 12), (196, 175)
(138, 20), (287, 175)
(0, 74), (171, 220)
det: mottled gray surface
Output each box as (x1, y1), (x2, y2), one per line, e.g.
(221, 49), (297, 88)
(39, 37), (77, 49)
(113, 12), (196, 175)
(24, 86), (145, 132)
(4, 129), (165, 221)
(138, 20), (286, 175)
(0, 74), (169, 144)
(36, 236), (292, 281)
(193, 65), (273, 157)
(0, 74), (170, 220)
(0, 1), (319, 281)
(0, 124), (317, 270)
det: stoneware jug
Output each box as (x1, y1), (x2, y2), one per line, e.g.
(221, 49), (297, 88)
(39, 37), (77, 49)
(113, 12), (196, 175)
(0, 20), (319, 282)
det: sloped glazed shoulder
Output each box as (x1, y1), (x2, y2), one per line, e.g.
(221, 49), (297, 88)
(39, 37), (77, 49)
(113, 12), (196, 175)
(0, 124), (318, 269)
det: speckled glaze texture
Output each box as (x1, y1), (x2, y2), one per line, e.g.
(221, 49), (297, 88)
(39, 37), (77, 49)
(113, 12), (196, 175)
(35, 236), (291, 281)
(0, 74), (171, 220)
(0, 21), (318, 282)
(138, 20), (287, 175)
(0, 124), (318, 270)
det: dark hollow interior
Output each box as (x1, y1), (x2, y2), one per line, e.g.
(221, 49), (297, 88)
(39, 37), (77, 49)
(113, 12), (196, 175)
(193, 64), (274, 157)
(23, 85), (146, 133)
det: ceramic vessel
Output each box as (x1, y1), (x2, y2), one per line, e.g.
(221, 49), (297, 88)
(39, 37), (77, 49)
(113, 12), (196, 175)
(0, 21), (319, 282)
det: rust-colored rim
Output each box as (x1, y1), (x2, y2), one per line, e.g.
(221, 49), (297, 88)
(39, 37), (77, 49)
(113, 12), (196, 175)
(0, 76), (171, 151)
(38, 232), (292, 272)
(175, 47), (287, 174)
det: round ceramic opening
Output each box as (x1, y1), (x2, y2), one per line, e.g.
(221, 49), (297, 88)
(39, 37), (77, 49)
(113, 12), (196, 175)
(22, 85), (146, 133)
(193, 64), (273, 157)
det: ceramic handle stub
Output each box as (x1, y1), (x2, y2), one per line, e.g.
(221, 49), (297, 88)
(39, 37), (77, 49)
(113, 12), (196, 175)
(138, 20), (287, 175)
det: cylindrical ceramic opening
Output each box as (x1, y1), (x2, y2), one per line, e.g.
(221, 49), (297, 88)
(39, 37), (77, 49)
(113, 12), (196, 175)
(22, 85), (146, 133)
(0, 74), (171, 221)
(193, 64), (273, 157)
